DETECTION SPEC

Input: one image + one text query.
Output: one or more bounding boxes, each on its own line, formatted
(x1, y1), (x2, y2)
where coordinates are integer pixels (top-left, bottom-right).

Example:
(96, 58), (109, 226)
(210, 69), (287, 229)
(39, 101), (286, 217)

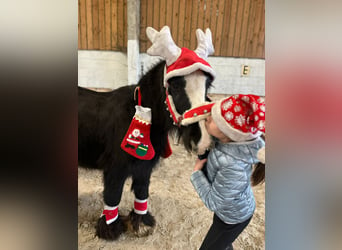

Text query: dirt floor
(78, 138), (265, 250)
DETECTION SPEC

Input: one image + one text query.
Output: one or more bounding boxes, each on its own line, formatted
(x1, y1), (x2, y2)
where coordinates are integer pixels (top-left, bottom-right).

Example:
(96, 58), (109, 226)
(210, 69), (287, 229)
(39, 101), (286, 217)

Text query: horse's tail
(251, 162), (265, 186)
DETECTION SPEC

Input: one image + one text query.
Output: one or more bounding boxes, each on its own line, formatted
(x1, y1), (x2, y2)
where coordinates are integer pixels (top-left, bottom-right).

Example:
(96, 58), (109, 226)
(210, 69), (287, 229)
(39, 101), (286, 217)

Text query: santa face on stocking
(124, 128), (150, 157)
(125, 129), (144, 148)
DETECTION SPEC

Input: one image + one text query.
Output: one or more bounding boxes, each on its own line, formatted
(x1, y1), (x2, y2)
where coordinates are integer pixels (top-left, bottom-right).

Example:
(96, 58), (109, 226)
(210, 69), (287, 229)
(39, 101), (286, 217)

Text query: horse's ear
(195, 28), (214, 59)
(146, 26), (181, 66)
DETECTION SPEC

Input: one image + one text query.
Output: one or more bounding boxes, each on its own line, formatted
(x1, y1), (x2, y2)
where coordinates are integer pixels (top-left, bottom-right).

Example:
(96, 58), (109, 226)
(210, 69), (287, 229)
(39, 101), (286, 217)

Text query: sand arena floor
(78, 139), (265, 250)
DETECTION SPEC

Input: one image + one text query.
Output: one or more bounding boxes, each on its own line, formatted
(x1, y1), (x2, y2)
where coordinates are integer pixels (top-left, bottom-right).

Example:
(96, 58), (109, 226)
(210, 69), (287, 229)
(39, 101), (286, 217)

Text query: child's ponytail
(252, 137), (265, 186)
(251, 162), (265, 186)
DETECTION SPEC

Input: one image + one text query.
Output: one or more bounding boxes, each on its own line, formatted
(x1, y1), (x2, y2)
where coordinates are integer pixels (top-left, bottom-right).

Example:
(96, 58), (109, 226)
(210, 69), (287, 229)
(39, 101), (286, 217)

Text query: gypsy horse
(78, 26), (216, 240)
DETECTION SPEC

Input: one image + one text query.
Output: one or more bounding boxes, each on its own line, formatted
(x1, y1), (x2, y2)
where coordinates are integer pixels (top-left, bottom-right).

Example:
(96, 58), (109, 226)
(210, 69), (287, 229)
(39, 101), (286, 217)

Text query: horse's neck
(137, 61), (174, 131)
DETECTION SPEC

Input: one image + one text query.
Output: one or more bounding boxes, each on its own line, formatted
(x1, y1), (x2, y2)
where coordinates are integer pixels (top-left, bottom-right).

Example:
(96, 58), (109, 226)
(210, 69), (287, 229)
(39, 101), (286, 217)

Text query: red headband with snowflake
(211, 94), (265, 142)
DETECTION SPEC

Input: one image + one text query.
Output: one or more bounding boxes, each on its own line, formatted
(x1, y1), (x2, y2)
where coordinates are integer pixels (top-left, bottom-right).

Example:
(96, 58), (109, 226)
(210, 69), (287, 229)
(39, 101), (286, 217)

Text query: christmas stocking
(121, 105), (155, 160)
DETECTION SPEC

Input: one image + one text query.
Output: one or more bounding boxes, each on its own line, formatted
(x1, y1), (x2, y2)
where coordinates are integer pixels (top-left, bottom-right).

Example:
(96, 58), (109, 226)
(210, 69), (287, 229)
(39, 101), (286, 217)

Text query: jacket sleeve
(190, 162), (247, 213)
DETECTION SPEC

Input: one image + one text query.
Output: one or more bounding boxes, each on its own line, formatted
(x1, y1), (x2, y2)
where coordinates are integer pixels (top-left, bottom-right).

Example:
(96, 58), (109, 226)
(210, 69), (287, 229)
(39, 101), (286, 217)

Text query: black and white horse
(78, 26), (215, 240)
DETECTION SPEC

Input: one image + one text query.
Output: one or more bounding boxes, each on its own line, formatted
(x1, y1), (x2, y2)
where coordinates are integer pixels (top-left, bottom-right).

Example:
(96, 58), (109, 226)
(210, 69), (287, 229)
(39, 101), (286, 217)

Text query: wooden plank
(213, 0), (225, 56)
(204, 0), (212, 31)
(146, 0), (154, 27)
(189, 0), (199, 50)
(220, 0), (230, 56)
(145, 0), (154, 51)
(177, 0), (186, 47)
(111, 0), (118, 50)
(117, 0), (124, 50)
(78, 18), (81, 49)
(197, 0), (206, 30)
(98, 0), (105, 49)
(104, 0), (111, 50)
(226, 0), (238, 56)
(183, 0), (192, 49)
(232, 0), (244, 57)
(172, 0), (179, 44)
(153, 0), (160, 30)
(140, 0), (148, 52)
(92, 0), (100, 49)
(209, 0), (218, 51)
(123, 0), (127, 51)
(159, 0), (167, 27)
(239, 0), (251, 57)
(250, 0), (262, 57)
(78, 0), (84, 49)
(256, 0), (265, 58)
(86, 0), (94, 49)
(245, 0), (256, 57)
(165, 0), (173, 27)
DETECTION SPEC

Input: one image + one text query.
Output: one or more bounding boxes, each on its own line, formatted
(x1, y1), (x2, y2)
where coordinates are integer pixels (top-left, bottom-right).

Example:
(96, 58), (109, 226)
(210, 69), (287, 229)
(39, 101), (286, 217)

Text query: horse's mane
(138, 60), (166, 86)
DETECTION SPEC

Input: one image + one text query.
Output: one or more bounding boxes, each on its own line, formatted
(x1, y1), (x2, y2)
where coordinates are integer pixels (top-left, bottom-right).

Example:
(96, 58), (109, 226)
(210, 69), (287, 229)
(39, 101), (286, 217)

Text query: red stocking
(121, 105), (155, 160)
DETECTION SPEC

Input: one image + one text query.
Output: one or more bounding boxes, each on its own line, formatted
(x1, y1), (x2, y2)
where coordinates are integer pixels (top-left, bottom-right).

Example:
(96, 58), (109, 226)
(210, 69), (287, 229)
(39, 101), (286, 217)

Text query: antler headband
(146, 26), (215, 64)
(146, 26), (216, 126)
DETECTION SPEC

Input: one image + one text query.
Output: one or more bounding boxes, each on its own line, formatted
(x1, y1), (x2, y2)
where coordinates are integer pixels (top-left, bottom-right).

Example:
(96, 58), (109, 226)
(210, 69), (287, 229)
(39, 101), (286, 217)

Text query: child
(190, 94), (265, 250)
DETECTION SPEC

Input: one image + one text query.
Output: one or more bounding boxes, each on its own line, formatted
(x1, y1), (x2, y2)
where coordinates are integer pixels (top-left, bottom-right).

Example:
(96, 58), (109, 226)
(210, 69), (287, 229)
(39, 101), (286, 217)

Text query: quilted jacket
(190, 137), (264, 224)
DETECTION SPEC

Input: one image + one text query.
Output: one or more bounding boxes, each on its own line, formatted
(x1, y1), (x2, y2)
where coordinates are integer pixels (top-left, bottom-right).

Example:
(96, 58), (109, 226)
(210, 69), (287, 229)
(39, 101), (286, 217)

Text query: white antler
(194, 28), (215, 59)
(146, 26), (181, 66)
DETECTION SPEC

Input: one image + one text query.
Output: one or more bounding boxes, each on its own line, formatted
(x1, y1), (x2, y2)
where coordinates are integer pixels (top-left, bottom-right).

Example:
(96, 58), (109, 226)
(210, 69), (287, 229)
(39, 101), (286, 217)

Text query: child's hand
(194, 158), (207, 171)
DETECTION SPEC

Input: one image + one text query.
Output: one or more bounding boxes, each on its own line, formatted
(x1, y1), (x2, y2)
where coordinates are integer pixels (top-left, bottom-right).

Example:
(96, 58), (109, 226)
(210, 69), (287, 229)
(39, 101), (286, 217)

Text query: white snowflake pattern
(260, 104), (265, 112)
(235, 114), (246, 127)
(258, 97), (264, 103)
(251, 102), (258, 111)
(241, 96), (250, 103)
(224, 111), (234, 121)
(222, 99), (233, 111)
(258, 120), (265, 130)
(254, 115), (259, 121)
(259, 112), (265, 117)
(234, 105), (242, 112)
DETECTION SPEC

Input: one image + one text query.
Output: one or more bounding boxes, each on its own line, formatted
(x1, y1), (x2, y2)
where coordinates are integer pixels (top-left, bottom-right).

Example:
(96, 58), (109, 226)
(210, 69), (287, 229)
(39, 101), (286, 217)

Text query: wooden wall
(78, 0), (127, 51)
(78, 0), (265, 59)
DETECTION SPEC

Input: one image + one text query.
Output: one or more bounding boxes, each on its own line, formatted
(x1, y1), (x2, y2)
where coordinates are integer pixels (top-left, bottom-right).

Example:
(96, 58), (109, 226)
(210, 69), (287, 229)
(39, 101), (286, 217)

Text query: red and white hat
(211, 94), (265, 142)
(164, 47), (216, 85)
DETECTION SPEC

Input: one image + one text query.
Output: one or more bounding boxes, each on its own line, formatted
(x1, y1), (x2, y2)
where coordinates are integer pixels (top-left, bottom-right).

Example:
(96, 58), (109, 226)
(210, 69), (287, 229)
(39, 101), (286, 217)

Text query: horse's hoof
(96, 215), (127, 240)
(124, 210), (156, 237)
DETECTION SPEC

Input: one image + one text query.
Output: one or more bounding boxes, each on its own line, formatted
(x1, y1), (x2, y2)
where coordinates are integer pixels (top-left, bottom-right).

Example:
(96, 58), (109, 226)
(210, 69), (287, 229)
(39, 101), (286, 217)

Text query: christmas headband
(146, 26), (216, 87)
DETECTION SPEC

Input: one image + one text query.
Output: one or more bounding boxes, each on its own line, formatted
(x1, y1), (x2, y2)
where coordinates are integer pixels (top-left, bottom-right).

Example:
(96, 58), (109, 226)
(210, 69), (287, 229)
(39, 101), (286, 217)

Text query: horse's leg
(96, 168), (128, 240)
(127, 164), (156, 237)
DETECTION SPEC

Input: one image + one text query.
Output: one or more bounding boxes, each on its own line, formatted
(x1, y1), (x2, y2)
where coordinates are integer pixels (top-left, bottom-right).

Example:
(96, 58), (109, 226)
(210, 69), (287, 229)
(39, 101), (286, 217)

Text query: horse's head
(146, 26), (216, 154)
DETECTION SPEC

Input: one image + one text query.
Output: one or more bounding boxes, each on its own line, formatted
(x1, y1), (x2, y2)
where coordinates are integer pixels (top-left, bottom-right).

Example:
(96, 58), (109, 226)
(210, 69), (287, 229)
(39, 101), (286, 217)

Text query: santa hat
(211, 94), (265, 142)
(146, 26), (216, 87)
(164, 47), (216, 85)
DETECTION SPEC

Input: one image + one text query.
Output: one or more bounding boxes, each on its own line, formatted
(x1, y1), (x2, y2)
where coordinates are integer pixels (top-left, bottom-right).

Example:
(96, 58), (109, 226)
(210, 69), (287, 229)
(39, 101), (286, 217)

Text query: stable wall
(78, 50), (265, 96)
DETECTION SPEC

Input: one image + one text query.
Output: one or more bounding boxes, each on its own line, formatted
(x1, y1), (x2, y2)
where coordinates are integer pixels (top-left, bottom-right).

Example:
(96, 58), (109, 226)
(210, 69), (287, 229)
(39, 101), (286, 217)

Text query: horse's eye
(168, 76), (186, 89)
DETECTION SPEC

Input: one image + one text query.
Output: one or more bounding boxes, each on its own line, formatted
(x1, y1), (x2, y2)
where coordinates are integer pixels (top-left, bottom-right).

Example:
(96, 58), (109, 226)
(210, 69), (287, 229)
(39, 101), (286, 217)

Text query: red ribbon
(134, 199), (148, 214)
(102, 206), (118, 224)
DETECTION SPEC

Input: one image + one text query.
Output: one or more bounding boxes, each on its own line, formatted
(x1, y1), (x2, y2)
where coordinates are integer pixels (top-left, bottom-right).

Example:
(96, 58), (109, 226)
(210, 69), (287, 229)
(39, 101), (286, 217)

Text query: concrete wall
(78, 50), (265, 96)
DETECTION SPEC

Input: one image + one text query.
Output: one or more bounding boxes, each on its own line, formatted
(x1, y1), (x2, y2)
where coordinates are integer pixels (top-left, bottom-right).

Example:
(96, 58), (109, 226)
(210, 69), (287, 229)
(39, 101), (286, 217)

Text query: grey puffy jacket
(190, 137), (264, 224)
